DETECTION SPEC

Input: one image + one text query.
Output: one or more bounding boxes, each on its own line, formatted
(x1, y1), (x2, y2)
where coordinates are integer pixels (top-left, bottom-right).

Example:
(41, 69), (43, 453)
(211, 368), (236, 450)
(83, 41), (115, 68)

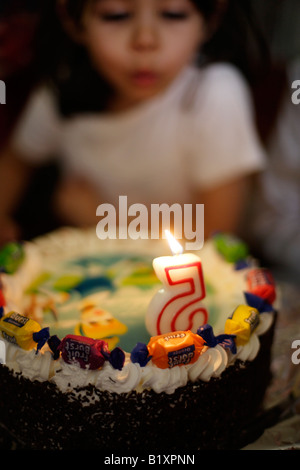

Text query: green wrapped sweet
(0, 242), (25, 274)
(213, 233), (249, 263)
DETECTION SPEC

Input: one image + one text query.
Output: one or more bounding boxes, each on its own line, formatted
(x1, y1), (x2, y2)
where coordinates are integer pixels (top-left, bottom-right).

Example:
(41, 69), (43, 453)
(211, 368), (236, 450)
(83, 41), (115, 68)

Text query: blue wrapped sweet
(131, 342), (152, 367)
(197, 324), (237, 354)
(244, 292), (274, 313)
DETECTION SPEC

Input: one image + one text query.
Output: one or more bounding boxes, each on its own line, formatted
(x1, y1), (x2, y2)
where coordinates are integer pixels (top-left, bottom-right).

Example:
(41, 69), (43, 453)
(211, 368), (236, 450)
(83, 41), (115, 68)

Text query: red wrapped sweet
(246, 268), (276, 304)
(0, 288), (5, 317)
(56, 334), (125, 370)
(58, 335), (109, 370)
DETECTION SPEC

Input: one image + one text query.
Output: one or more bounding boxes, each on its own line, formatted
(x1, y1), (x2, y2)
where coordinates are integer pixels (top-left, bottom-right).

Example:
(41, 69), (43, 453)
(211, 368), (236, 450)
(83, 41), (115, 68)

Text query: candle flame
(165, 230), (184, 255)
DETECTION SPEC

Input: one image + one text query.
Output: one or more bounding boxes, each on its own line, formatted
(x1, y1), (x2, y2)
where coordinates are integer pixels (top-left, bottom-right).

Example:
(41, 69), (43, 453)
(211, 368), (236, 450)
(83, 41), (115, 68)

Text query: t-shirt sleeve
(11, 86), (61, 163)
(187, 64), (266, 190)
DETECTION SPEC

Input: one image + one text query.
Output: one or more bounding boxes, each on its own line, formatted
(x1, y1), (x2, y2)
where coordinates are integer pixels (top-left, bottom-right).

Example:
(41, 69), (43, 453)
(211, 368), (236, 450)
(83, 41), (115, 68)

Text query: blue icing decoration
(72, 277), (115, 295)
(67, 254), (150, 269)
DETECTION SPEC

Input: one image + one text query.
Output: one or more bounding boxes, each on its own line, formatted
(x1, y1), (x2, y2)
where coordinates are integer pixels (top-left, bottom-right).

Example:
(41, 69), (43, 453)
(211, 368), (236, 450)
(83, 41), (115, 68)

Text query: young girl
(0, 0), (267, 243)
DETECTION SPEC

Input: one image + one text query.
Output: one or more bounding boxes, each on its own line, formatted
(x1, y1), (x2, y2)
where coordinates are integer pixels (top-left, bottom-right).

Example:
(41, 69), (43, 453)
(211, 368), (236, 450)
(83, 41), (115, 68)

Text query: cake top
(0, 229), (277, 395)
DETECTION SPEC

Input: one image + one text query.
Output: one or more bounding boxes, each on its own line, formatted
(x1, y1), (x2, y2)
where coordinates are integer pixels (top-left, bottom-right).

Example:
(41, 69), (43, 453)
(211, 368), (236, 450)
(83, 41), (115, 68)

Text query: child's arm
(199, 175), (251, 239)
(0, 146), (33, 243)
(52, 177), (101, 228)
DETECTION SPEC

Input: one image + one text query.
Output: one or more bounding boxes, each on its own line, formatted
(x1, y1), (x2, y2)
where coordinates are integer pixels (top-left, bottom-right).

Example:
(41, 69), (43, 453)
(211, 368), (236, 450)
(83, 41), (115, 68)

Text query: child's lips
(131, 70), (159, 87)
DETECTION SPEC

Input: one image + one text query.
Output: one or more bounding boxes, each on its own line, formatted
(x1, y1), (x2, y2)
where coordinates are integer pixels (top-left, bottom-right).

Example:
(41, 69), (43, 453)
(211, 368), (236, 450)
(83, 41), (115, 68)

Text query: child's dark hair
(196, 0), (270, 86)
(35, 0), (270, 117)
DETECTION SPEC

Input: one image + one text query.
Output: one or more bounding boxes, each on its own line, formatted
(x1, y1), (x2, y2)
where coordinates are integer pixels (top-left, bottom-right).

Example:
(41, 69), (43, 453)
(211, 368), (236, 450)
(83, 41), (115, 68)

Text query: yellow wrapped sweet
(147, 330), (205, 369)
(0, 311), (49, 351)
(224, 305), (260, 346)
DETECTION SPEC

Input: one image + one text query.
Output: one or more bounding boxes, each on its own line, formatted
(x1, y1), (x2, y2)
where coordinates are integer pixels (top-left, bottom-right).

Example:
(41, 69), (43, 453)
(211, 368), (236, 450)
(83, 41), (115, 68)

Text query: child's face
(79, 0), (206, 110)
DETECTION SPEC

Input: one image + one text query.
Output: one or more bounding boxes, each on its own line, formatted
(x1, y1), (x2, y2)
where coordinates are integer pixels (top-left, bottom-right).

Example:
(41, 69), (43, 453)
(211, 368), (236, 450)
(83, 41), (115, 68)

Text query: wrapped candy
(213, 233), (249, 263)
(244, 292), (274, 313)
(132, 330), (205, 369)
(197, 324), (237, 354)
(246, 268), (276, 305)
(131, 342), (151, 367)
(224, 305), (260, 346)
(0, 242), (25, 274)
(0, 287), (6, 318)
(0, 311), (49, 352)
(47, 335), (61, 360)
(50, 334), (125, 370)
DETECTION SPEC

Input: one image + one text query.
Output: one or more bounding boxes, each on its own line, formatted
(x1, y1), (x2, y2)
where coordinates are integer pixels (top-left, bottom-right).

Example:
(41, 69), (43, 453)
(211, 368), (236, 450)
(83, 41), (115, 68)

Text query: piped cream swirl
(187, 345), (228, 382)
(139, 361), (188, 394)
(5, 342), (55, 382)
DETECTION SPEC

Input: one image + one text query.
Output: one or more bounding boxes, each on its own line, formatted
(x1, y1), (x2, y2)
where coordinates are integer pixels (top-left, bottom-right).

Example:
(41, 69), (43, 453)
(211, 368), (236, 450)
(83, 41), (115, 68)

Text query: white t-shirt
(12, 63), (265, 207)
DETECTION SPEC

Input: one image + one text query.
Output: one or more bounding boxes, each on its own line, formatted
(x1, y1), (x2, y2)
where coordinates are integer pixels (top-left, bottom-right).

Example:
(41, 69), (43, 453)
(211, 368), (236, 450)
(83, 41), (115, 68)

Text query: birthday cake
(0, 228), (277, 451)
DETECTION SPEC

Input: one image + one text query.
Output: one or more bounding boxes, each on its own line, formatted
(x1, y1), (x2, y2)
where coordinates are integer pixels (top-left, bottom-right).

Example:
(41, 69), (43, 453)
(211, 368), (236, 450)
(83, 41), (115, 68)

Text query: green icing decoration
(25, 272), (52, 294)
(121, 266), (159, 290)
(204, 280), (215, 296)
(0, 242), (25, 274)
(213, 233), (249, 263)
(53, 274), (83, 291)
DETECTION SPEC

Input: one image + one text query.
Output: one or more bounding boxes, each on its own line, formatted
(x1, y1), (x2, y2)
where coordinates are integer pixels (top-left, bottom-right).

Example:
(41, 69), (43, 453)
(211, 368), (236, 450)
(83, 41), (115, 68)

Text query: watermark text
(96, 196), (204, 251)
(291, 339), (300, 365)
(0, 80), (5, 104)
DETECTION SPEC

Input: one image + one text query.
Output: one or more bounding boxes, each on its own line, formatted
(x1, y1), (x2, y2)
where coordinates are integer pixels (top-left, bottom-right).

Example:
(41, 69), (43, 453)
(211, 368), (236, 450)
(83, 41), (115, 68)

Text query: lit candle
(146, 231), (208, 337)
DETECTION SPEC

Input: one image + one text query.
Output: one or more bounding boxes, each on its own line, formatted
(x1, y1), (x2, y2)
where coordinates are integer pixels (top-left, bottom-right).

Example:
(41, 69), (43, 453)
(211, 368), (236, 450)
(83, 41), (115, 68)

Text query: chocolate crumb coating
(0, 316), (275, 451)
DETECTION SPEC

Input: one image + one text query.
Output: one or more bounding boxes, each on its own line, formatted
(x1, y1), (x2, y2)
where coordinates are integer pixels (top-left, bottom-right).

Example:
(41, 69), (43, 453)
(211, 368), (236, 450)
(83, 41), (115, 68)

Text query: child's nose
(131, 17), (159, 51)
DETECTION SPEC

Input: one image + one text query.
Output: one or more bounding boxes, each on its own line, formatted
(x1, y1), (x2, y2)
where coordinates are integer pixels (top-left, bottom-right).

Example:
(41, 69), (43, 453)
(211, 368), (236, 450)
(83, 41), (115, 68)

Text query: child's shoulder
(187, 62), (252, 113)
(195, 62), (250, 97)
(19, 81), (60, 121)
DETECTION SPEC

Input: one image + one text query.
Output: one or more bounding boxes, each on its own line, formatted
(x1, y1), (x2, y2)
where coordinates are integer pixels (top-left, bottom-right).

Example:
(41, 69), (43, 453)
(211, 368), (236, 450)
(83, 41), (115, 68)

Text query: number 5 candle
(146, 231), (208, 337)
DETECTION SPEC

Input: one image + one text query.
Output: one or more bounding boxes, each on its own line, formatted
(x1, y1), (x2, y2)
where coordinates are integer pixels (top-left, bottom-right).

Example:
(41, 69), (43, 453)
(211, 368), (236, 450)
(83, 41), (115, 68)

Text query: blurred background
(253, 0), (300, 63)
(0, 0), (60, 238)
(0, 0), (300, 280)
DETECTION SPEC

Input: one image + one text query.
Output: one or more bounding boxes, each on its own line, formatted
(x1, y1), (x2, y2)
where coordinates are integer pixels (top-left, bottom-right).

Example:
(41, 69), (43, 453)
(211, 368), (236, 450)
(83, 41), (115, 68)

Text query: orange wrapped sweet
(147, 330), (205, 369)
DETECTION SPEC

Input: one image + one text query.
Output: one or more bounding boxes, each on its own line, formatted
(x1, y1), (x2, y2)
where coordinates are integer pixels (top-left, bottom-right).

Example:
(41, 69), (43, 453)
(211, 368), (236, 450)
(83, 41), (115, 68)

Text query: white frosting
(5, 342), (55, 382)
(139, 361), (189, 394)
(1, 243), (42, 314)
(255, 312), (274, 336)
(51, 362), (97, 394)
(49, 355), (142, 397)
(235, 334), (260, 363)
(16, 349), (54, 382)
(94, 359), (142, 394)
(187, 345), (228, 382)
